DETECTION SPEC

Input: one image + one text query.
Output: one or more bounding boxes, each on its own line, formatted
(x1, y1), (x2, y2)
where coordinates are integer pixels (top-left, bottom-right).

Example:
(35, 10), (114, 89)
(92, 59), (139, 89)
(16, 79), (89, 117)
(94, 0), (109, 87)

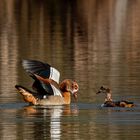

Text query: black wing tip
(22, 59), (51, 68)
(22, 59), (49, 64)
(15, 85), (26, 90)
(22, 59), (36, 66)
(15, 84), (21, 89)
(15, 84), (34, 93)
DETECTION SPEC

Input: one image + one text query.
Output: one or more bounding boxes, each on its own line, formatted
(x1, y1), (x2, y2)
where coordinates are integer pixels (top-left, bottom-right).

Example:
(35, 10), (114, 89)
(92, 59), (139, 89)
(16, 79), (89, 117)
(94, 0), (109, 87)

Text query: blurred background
(0, 0), (140, 140)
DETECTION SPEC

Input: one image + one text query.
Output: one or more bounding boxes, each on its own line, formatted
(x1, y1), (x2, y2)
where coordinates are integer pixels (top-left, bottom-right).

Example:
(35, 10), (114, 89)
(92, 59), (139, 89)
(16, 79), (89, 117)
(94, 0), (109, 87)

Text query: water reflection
(0, 0), (140, 100)
(0, 0), (18, 103)
(0, 0), (140, 140)
(24, 105), (78, 140)
(0, 104), (79, 140)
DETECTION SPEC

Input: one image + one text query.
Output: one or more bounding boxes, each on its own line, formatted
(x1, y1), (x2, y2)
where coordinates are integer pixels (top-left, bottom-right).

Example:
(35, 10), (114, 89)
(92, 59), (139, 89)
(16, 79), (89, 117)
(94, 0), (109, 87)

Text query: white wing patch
(51, 84), (62, 97)
(50, 67), (60, 84)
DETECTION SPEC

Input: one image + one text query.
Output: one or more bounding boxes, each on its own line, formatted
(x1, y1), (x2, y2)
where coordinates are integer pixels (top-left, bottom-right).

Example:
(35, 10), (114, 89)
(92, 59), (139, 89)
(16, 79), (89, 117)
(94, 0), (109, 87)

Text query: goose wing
(34, 74), (62, 97)
(22, 59), (62, 97)
(22, 59), (60, 84)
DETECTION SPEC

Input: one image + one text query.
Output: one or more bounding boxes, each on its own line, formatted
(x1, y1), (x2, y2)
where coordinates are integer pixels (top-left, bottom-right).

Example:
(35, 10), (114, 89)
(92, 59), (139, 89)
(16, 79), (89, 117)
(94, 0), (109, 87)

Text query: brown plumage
(96, 86), (135, 107)
(15, 60), (79, 105)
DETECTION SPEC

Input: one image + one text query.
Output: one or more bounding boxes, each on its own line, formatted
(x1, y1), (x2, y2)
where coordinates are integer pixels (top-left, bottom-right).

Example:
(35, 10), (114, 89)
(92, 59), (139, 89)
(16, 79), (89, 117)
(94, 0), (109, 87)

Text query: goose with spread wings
(15, 60), (79, 105)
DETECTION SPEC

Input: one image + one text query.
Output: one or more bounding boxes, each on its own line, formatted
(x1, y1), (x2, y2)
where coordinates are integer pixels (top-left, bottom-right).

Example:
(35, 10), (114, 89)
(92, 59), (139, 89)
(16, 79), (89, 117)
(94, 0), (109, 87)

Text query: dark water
(0, 0), (140, 139)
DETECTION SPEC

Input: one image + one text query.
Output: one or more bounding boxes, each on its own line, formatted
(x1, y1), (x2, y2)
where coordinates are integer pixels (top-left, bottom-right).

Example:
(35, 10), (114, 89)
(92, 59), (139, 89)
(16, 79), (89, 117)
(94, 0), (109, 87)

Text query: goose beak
(73, 92), (78, 101)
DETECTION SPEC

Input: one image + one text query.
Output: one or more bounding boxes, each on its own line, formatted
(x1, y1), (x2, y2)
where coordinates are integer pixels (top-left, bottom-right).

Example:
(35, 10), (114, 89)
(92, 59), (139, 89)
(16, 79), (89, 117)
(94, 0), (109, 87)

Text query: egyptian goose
(15, 60), (79, 105)
(96, 86), (134, 107)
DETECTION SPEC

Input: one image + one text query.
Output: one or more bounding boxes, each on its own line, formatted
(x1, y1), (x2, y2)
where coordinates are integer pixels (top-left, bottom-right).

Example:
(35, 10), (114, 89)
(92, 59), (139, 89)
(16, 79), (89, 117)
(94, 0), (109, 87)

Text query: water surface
(0, 0), (140, 140)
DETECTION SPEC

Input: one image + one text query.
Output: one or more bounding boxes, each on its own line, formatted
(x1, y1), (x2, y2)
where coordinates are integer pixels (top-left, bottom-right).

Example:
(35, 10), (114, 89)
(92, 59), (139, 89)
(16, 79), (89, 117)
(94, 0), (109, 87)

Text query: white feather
(50, 67), (60, 84)
(51, 84), (62, 97)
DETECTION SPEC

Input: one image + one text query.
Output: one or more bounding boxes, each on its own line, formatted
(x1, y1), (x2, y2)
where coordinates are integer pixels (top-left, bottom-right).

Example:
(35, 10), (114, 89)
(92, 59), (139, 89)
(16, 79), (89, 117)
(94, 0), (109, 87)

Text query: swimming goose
(15, 60), (79, 105)
(96, 86), (134, 107)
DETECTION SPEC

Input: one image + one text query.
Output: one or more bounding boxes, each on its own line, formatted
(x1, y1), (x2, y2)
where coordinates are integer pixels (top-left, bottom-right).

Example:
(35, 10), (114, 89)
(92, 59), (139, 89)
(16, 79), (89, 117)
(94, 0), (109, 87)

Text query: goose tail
(15, 85), (37, 105)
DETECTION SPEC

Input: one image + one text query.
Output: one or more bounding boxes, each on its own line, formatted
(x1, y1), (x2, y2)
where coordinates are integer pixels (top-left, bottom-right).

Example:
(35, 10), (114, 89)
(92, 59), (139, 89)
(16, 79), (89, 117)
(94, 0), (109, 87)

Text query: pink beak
(73, 92), (78, 101)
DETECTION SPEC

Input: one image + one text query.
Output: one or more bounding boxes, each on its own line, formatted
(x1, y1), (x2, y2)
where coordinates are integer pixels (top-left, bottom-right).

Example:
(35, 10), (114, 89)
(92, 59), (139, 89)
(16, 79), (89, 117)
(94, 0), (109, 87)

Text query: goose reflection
(23, 104), (78, 140)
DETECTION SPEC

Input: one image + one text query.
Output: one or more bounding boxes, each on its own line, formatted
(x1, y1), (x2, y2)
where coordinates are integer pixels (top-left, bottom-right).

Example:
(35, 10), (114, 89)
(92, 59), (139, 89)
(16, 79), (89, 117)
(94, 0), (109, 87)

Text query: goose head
(59, 79), (79, 100)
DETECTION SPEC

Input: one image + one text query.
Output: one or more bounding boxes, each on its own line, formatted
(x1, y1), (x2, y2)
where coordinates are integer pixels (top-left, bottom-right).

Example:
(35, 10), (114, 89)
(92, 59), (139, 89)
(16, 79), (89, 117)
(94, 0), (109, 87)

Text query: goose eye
(75, 85), (78, 90)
